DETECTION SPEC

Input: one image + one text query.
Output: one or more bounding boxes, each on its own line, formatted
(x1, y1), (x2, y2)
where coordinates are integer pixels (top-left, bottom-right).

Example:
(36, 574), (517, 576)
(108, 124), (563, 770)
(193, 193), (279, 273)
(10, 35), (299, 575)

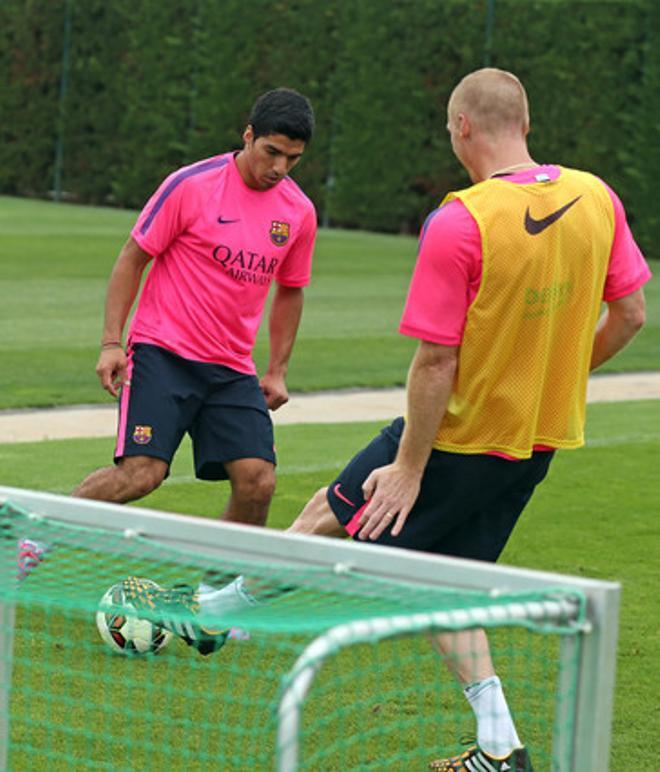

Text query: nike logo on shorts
(524, 195), (581, 235)
(333, 483), (356, 508)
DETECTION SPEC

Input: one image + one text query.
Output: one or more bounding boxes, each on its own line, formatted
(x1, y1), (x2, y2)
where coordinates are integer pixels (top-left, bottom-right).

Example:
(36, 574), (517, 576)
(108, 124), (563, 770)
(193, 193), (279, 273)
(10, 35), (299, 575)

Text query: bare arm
(96, 237), (153, 397)
(260, 284), (305, 410)
(357, 340), (459, 540)
(590, 288), (646, 371)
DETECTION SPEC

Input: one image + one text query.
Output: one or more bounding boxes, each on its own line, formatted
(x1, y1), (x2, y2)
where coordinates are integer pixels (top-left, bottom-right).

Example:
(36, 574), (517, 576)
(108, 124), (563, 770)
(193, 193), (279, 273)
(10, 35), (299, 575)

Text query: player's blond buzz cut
(448, 68), (530, 137)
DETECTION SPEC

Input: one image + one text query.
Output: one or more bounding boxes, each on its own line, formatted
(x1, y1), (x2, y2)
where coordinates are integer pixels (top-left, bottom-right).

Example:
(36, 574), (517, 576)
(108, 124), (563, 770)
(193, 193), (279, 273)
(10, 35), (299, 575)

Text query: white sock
(463, 675), (521, 758)
(196, 576), (258, 623)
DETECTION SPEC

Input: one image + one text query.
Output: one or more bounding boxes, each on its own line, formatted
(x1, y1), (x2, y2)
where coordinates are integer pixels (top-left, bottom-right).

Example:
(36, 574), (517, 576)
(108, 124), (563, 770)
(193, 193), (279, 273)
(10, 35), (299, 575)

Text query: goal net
(0, 487), (619, 770)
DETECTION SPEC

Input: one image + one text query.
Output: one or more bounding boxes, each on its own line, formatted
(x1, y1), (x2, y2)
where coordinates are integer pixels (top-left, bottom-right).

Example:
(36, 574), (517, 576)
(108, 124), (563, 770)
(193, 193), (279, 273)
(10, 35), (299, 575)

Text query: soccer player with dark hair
(71, 87), (316, 519)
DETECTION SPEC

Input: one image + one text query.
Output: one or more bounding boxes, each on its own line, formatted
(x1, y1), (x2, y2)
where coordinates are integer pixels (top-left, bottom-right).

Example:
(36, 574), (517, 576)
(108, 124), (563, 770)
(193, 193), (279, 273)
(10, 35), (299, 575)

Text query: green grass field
(0, 195), (658, 409)
(1, 194), (658, 767)
(1, 400), (659, 767)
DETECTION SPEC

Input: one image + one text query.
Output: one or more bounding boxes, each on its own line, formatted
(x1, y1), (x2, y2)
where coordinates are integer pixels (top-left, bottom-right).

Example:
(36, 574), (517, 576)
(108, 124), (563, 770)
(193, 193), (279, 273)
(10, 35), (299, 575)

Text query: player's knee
(297, 487), (329, 525)
(131, 469), (165, 499)
(292, 486), (345, 537)
(233, 466), (276, 507)
(310, 487), (329, 511)
(134, 473), (164, 498)
(119, 458), (166, 499)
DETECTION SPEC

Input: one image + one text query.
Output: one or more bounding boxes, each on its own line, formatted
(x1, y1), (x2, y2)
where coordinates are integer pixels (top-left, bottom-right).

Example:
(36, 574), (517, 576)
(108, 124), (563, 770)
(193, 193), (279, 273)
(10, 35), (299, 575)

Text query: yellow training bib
(434, 167), (614, 458)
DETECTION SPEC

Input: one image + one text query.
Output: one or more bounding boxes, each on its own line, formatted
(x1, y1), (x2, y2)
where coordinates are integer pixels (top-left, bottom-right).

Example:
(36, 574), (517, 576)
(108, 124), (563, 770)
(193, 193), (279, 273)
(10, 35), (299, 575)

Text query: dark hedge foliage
(1, 0), (658, 257)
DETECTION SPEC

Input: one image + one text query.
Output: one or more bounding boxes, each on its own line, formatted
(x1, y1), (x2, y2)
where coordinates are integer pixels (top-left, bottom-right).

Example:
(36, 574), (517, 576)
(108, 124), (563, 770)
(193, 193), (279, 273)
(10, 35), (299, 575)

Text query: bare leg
(19, 456), (166, 584)
(221, 458), (276, 526)
(430, 628), (495, 685)
(293, 494), (496, 681)
(287, 487), (346, 538)
(72, 456), (168, 503)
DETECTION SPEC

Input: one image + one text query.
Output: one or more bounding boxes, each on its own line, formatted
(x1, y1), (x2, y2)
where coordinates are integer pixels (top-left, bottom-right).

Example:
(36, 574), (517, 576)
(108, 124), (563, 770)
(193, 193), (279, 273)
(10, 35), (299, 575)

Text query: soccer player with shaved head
(285, 67), (650, 770)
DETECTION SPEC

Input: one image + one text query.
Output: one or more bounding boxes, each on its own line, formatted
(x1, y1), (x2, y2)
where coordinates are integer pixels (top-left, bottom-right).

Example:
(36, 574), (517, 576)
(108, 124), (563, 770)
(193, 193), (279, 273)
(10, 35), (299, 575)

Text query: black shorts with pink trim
(326, 417), (553, 562)
(115, 343), (275, 480)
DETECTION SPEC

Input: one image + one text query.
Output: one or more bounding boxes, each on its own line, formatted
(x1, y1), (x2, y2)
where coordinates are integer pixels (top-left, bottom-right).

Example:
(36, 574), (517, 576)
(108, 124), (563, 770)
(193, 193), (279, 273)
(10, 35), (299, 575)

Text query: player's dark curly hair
(248, 88), (315, 143)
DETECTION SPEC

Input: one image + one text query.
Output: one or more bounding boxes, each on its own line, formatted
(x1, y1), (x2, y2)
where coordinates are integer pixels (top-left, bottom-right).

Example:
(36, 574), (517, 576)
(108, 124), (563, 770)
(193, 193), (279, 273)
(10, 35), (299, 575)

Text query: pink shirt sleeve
(131, 168), (195, 257)
(276, 204), (317, 287)
(601, 183), (652, 301)
(399, 199), (482, 345)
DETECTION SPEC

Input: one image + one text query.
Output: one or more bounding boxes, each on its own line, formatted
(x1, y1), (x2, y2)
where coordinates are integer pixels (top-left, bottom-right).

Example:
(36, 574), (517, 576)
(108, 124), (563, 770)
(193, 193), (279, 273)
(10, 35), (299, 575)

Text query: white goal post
(0, 486), (620, 771)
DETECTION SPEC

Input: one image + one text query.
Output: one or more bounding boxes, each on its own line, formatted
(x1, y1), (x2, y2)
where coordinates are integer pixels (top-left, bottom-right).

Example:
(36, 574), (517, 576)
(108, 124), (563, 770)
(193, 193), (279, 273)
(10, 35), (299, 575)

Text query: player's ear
(243, 125), (254, 147)
(458, 113), (471, 139)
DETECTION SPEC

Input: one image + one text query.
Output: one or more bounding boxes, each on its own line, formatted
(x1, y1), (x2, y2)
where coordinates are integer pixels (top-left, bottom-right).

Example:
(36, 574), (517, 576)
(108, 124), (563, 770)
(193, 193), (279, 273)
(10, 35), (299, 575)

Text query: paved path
(0, 372), (659, 444)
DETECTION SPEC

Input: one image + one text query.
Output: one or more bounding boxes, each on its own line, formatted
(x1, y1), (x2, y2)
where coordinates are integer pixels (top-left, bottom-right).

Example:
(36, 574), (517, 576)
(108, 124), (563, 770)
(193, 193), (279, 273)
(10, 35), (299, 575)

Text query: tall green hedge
(0, 1), (65, 197)
(1, 0), (658, 258)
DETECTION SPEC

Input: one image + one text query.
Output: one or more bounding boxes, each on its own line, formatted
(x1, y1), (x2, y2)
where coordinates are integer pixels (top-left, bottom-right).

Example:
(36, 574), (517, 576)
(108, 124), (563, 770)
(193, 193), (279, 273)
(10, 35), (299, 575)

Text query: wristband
(101, 341), (123, 350)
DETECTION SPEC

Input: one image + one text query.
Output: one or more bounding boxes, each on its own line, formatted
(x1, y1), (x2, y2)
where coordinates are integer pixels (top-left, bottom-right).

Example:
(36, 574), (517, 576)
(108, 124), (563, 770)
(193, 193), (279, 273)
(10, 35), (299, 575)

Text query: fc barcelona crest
(133, 425), (152, 445)
(270, 220), (290, 246)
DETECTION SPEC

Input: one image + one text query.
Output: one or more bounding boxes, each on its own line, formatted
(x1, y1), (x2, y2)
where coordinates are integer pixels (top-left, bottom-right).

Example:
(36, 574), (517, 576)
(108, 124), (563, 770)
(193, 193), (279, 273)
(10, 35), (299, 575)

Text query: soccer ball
(95, 579), (173, 656)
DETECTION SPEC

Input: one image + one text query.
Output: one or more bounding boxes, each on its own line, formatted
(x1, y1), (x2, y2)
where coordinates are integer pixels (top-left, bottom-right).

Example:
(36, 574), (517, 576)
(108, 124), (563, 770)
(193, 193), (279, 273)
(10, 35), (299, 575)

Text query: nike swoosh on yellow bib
(524, 195), (582, 235)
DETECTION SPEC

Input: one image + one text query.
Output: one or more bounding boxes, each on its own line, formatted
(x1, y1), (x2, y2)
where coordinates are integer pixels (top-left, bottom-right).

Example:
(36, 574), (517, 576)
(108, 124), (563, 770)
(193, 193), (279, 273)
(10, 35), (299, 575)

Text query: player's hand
(260, 372), (289, 411)
(96, 348), (128, 398)
(357, 463), (422, 541)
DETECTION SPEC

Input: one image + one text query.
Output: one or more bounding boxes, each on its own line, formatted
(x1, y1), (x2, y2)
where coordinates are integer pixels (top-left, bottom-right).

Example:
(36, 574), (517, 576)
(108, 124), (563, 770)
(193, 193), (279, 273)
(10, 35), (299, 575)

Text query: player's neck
(234, 150), (259, 189)
(467, 138), (536, 182)
(482, 145), (537, 180)
(488, 160), (539, 179)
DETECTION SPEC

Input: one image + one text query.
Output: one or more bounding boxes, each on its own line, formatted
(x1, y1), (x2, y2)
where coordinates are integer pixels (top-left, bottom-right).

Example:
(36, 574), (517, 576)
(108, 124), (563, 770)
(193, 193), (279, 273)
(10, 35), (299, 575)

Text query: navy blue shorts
(327, 417), (554, 562)
(115, 343), (275, 480)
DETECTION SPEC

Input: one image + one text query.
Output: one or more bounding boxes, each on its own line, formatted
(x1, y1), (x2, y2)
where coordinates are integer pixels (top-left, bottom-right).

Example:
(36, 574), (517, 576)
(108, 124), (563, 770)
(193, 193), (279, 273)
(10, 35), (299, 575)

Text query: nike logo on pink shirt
(217, 216), (240, 224)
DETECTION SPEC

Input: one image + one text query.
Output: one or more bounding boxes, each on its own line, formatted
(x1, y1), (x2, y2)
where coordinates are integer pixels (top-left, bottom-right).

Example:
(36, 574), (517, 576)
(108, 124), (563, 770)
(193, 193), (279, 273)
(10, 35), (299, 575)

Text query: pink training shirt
(400, 165), (652, 347)
(129, 152), (317, 373)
